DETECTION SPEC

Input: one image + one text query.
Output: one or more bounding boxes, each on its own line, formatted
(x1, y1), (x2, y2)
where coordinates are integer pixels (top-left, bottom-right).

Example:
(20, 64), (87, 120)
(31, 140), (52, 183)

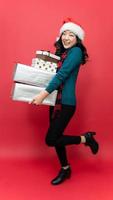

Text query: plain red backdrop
(0, 0), (113, 162)
(0, 1), (113, 200)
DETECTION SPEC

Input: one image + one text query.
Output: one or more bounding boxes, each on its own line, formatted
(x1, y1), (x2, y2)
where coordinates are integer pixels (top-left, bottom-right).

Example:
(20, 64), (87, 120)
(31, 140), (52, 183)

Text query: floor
(0, 155), (113, 200)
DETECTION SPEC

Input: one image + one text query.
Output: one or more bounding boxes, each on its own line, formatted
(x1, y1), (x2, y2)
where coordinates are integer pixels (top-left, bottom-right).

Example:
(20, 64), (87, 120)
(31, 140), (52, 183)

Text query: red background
(0, 0), (113, 199)
(0, 0), (112, 161)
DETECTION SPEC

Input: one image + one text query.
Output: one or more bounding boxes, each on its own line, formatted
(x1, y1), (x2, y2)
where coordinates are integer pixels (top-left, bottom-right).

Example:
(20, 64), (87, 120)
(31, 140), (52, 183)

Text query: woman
(30, 19), (99, 185)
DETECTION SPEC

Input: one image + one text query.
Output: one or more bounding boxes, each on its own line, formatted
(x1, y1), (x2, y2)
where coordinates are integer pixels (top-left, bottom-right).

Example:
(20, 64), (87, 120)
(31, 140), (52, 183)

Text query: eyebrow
(63, 31), (74, 35)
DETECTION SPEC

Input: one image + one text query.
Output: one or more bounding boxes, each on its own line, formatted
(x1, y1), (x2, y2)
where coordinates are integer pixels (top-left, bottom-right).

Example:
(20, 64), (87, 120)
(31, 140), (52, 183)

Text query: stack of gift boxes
(12, 51), (60, 106)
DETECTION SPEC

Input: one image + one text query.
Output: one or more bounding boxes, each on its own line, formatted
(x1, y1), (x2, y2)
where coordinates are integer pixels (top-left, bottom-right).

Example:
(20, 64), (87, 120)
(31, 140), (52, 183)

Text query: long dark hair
(54, 36), (88, 65)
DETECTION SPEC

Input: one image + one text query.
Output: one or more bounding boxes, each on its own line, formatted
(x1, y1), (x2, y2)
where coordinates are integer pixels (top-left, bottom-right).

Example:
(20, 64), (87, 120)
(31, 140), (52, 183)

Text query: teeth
(64, 43), (70, 45)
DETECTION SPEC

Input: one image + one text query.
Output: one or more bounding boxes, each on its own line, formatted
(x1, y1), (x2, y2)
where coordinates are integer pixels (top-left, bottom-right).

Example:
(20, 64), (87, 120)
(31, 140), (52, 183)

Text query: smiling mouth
(63, 42), (70, 45)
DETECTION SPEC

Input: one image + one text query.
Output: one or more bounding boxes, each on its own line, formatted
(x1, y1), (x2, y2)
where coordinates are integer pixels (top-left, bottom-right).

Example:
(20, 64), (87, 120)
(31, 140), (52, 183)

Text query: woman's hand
(30, 94), (44, 105)
(29, 90), (49, 105)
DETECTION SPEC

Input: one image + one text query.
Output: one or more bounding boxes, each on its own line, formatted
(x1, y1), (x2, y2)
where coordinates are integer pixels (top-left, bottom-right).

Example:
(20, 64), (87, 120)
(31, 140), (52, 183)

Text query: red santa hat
(59, 18), (85, 41)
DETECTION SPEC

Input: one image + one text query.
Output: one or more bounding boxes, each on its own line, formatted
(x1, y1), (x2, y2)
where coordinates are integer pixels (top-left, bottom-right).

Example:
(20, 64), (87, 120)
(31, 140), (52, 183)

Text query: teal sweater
(46, 47), (82, 105)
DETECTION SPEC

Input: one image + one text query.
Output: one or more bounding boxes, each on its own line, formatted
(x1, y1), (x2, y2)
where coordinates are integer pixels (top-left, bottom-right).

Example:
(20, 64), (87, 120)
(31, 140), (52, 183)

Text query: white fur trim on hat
(59, 22), (85, 41)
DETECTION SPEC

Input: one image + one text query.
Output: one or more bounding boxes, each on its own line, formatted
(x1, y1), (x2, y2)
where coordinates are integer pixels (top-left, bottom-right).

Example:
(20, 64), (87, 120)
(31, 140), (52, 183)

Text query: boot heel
(84, 131), (99, 154)
(67, 172), (71, 179)
(89, 132), (96, 136)
(67, 175), (71, 179)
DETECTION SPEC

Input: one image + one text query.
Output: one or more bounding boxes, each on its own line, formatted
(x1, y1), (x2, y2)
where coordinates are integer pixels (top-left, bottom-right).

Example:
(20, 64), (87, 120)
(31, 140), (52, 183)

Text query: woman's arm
(46, 47), (82, 93)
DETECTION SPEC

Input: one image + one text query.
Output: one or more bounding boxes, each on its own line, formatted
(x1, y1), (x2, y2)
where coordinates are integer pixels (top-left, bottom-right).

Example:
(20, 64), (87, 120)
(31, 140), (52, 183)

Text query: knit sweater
(46, 47), (82, 105)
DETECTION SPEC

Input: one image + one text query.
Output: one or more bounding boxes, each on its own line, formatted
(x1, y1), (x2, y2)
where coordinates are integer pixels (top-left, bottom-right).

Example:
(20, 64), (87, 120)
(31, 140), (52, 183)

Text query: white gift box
(36, 50), (60, 63)
(13, 63), (56, 87)
(31, 58), (58, 73)
(12, 83), (58, 106)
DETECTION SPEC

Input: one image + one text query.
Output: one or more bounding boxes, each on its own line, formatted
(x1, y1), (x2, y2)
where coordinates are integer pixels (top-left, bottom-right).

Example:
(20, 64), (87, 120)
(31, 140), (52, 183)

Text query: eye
(62, 32), (66, 36)
(69, 34), (75, 37)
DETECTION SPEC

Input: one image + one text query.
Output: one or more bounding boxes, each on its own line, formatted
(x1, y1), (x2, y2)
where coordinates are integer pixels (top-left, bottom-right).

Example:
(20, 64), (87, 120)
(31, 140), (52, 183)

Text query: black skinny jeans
(45, 104), (81, 167)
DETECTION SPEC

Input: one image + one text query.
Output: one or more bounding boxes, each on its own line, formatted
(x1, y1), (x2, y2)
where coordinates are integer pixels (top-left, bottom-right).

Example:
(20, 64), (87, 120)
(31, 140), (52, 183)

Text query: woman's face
(61, 30), (77, 49)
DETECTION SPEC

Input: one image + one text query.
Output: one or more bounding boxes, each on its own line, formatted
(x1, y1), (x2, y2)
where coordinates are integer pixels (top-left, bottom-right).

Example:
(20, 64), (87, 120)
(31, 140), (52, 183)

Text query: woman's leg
(55, 145), (69, 167)
(46, 104), (78, 168)
(46, 104), (81, 147)
(48, 105), (72, 167)
(46, 104), (99, 185)
(47, 104), (76, 185)
(47, 104), (98, 152)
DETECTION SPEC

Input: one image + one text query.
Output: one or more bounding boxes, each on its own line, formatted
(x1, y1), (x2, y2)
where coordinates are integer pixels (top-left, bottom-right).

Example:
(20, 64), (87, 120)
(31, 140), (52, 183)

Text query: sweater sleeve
(45, 47), (82, 93)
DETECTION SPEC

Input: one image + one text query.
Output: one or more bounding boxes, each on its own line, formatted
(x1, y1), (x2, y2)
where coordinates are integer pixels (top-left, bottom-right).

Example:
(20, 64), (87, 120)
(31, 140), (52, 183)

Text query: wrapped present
(13, 63), (56, 87)
(12, 83), (58, 106)
(31, 58), (58, 73)
(36, 50), (60, 63)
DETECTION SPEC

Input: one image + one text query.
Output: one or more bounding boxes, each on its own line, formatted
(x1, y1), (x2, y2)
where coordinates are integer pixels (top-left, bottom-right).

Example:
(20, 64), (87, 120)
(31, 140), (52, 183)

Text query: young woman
(30, 19), (99, 185)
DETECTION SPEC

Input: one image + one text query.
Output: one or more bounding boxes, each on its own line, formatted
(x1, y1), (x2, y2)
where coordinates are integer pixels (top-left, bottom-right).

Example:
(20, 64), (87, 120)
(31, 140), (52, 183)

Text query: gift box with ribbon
(36, 50), (60, 63)
(31, 58), (57, 73)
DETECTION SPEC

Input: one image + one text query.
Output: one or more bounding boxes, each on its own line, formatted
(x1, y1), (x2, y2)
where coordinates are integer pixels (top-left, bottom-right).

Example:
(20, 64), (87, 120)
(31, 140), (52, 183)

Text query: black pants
(45, 104), (81, 167)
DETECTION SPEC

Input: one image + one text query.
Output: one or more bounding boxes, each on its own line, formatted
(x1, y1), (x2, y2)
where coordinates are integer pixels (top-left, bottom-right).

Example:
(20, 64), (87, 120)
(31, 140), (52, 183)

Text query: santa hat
(59, 18), (85, 41)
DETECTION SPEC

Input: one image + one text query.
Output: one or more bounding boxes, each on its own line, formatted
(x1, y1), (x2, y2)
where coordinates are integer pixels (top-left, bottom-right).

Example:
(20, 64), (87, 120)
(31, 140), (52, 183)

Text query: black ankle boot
(51, 167), (71, 185)
(84, 132), (99, 154)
